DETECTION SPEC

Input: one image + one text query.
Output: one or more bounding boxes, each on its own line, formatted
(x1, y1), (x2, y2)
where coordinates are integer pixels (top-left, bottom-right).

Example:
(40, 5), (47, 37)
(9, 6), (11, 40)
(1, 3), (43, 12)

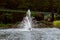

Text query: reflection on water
(0, 28), (60, 40)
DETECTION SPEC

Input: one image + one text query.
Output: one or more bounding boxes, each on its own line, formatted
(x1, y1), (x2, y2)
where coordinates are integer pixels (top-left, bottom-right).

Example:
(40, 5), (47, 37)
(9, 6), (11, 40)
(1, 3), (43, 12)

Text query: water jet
(17, 9), (32, 31)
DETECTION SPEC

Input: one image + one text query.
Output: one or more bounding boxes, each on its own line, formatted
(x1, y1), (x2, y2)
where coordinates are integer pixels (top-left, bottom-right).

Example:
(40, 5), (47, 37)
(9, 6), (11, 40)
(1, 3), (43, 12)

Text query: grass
(0, 23), (16, 29)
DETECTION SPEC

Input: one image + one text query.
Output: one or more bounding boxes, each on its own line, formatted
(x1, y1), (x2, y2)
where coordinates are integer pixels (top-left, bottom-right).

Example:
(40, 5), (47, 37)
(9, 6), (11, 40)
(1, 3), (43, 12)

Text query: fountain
(17, 9), (32, 31)
(22, 9), (32, 30)
(0, 9), (60, 40)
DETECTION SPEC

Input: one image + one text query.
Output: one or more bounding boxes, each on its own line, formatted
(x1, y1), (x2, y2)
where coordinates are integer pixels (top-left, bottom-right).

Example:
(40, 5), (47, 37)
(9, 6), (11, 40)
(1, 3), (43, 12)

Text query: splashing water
(23, 9), (32, 30)
(17, 9), (32, 31)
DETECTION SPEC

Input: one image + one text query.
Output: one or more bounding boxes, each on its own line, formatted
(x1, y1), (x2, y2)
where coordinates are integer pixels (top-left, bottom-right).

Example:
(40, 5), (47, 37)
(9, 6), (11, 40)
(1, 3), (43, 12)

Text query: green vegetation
(0, 10), (37, 28)
(0, 0), (59, 12)
(53, 20), (60, 28)
(0, 10), (59, 28)
(0, 23), (16, 29)
(0, 0), (60, 28)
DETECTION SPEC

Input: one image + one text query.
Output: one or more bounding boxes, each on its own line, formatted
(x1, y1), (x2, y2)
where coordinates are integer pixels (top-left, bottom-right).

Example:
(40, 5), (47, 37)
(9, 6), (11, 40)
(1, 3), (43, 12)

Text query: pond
(0, 28), (60, 40)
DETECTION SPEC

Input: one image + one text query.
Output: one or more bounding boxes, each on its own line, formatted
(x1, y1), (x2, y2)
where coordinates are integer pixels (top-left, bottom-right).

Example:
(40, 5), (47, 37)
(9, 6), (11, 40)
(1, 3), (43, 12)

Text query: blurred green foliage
(0, 11), (26, 24)
(0, 0), (60, 12)
(53, 20), (60, 28)
(0, 0), (60, 28)
(0, 10), (37, 24)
